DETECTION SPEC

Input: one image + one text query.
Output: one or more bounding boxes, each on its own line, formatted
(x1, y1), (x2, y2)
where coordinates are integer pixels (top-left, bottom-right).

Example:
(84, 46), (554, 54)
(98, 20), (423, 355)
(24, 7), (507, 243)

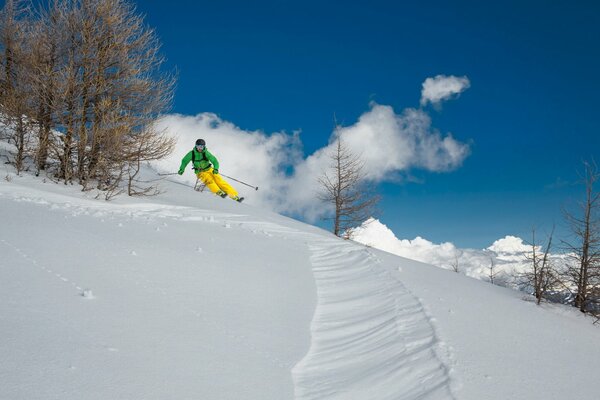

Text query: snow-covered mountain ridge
(1, 170), (599, 400)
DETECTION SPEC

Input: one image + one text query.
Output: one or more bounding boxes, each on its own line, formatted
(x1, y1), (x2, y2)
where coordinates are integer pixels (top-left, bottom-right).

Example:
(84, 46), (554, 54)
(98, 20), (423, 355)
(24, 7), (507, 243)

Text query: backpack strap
(191, 149), (207, 172)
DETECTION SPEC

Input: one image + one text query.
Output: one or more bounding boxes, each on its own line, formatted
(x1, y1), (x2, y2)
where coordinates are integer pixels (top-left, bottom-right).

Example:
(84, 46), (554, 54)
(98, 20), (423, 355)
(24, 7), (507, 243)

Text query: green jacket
(179, 148), (219, 173)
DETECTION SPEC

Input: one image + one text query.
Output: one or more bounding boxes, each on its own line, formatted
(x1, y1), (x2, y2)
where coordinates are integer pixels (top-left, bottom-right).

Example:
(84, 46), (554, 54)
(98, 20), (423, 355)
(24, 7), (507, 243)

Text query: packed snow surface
(1, 171), (599, 400)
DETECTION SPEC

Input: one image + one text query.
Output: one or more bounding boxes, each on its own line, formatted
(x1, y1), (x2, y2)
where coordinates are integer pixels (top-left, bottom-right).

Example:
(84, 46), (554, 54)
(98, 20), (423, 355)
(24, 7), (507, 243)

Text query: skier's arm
(179, 151), (193, 173)
(205, 150), (220, 171)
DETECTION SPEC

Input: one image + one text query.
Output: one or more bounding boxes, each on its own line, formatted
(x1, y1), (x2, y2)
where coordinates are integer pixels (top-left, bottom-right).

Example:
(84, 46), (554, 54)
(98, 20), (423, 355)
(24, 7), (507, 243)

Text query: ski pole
(157, 172), (179, 176)
(194, 177), (207, 192)
(220, 173), (258, 191)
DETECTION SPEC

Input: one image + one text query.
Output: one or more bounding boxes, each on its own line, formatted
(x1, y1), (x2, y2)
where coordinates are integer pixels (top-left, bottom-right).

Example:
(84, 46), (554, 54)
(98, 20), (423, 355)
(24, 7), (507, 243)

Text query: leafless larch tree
(516, 227), (560, 305)
(562, 161), (600, 315)
(318, 135), (380, 237)
(0, 0), (34, 174)
(0, 0), (176, 198)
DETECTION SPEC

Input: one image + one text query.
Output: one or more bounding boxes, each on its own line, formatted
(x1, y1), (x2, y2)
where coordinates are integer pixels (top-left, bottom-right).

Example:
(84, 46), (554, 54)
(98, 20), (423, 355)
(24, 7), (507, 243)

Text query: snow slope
(1, 169), (599, 400)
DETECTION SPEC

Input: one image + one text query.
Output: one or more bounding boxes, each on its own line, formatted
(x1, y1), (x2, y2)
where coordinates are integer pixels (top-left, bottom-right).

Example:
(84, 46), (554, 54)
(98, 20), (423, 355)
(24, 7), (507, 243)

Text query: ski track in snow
(2, 188), (455, 399)
(291, 240), (455, 400)
(1, 238), (86, 296)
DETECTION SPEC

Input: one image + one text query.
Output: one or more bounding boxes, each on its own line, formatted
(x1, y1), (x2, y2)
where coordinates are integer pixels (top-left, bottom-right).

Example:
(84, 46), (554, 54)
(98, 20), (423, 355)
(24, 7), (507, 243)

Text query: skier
(178, 139), (243, 202)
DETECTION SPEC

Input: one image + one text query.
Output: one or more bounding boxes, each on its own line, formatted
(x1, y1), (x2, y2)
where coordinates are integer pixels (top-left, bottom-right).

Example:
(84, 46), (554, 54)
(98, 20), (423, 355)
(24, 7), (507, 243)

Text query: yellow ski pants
(197, 168), (238, 198)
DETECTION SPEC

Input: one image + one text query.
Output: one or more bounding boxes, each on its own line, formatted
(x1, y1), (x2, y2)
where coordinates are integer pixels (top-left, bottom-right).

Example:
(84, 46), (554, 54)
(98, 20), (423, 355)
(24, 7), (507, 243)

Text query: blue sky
(136, 0), (600, 248)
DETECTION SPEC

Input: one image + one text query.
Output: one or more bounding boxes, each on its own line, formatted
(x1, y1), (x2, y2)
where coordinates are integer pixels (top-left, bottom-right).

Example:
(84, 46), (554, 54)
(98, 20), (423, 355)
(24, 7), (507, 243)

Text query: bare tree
(3, 0), (175, 191)
(80, 0), (175, 190)
(124, 127), (175, 196)
(29, 16), (57, 174)
(516, 227), (560, 305)
(450, 251), (460, 273)
(0, 0), (34, 174)
(318, 135), (380, 237)
(44, 0), (86, 183)
(488, 256), (498, 285)
(562, 161), (600, 314)
(1, 0), (175, 197)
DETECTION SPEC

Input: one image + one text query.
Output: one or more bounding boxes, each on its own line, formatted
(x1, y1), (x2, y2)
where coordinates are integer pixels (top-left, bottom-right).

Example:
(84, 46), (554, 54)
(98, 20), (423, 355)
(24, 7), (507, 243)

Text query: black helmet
(195, 138), (206, 146)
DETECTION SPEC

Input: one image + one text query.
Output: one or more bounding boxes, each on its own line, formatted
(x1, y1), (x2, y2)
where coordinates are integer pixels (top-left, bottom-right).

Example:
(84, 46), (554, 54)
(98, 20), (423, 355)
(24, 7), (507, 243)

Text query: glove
(212, 168), (219, 175)
(178, 169), (184, 175)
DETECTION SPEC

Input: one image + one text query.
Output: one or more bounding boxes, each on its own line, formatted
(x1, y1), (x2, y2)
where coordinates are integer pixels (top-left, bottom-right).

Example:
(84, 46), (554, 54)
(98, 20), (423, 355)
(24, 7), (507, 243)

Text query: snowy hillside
(1, 167), (599, 399)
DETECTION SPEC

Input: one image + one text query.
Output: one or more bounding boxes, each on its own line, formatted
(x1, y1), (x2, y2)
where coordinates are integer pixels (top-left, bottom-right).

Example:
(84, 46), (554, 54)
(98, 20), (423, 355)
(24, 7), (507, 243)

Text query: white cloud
(153, 113), (302, 210)
(420, 75), (471, 106)
(351, 218), (466, 268)
(279, 103), (471, 220)
(335, 104), (470, 176)
(488, 236), (532, 254)
(351, 218), (527, 285)
(350, 218), (576, 291)
(153, 103), (470, 221)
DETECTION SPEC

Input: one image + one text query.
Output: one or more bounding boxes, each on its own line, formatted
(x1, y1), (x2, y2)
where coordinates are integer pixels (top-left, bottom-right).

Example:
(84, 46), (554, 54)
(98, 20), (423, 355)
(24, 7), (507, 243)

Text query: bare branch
(318, 135), (380, 237)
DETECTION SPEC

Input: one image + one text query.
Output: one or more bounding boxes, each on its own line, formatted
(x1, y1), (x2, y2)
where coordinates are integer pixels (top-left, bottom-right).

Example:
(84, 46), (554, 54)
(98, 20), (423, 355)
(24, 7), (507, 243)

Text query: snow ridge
(293, 240), (454, 400)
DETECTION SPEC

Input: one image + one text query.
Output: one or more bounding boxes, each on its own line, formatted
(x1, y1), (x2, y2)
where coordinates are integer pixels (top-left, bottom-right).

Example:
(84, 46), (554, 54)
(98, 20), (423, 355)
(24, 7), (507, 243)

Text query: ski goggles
(195, 144), (205, 151)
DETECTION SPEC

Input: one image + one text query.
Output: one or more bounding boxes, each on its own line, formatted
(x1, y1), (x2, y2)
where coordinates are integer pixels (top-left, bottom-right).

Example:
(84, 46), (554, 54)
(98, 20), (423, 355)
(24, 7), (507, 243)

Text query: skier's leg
(213, 173), (239, 198)
(197, 171), (222, 194)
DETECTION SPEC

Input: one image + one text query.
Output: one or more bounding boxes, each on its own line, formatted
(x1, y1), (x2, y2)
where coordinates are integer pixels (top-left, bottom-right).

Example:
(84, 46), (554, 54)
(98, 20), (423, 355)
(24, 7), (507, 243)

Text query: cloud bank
(284, 103), (471, 219)
(351, 218), (532, 286)
(420, 75), (471, 106)
(154, 76), (471, 221)
(153, 113), (302, 210)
